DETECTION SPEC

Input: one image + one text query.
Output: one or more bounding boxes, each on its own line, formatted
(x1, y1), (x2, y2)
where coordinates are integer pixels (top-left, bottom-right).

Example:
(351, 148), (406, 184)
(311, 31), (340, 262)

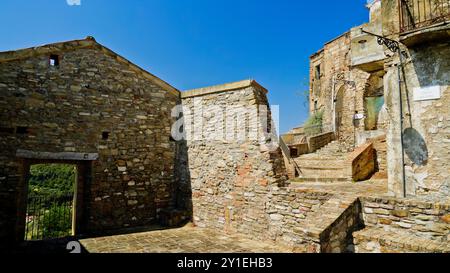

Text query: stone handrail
(279, 136), (303, 174)
(345, 142), (375, 182)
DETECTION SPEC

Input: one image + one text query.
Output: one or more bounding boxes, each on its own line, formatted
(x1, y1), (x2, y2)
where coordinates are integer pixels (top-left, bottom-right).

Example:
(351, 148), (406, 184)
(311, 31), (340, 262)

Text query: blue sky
(0, 0), (369, 133)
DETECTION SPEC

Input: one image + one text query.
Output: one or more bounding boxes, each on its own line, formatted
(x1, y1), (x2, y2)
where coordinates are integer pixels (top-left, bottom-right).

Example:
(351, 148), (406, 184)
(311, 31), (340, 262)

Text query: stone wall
(309, 33), (352, 133)
(0, 38), (180, 245)
(321, 199), (364, 253)
(309, 31), (388, 149)
(264, 188), (333, 251)
(384, 42), (450, 199)
(361, 196), (450, 242)
(308, 132), (335, 153)
(179, 80), (288, 234)
(354, 227), (450, 253)
(346, 142), (376, 182)
(178, 81), (372, 252)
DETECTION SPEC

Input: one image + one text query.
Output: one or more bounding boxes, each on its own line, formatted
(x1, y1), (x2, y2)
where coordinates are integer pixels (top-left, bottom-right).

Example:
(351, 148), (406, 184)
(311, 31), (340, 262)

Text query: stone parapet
(360, 196), (450, 242)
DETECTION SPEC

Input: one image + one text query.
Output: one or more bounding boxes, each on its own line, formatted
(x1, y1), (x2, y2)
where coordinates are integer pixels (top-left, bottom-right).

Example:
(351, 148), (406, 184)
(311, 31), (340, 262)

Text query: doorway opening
(24, 164), (76, 241)
(364, 72), (385, 131)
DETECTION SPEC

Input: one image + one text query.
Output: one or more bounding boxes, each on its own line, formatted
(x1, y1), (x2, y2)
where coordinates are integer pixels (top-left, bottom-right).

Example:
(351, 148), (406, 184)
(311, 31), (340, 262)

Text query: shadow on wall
(403, 128), (428, 166)
(172, 139), (193, 224)
(397, 42), (450, 195)
(399, 43), (450, 167)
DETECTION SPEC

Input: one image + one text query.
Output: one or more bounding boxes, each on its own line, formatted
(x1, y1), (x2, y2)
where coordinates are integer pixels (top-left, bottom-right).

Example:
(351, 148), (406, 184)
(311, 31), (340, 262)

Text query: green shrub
(41, 204), (73, 238)
(29, 164), (76, 197)
(25, 164), (75, 240)
(303, 110), (324, 136)
(26, 204), (73, 240)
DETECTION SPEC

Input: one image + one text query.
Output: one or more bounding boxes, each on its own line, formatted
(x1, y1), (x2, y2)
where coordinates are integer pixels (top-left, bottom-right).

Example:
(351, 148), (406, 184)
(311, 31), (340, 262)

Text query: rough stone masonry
(0, 37), (181, 245)
(0, 37), (288, 248)
(0, 15), (449, 252)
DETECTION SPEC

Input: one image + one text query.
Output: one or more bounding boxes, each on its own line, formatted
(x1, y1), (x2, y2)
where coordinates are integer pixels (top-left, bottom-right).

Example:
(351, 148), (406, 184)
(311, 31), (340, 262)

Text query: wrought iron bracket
(361, 29), (400, 53)
(335, 72), (356, 89)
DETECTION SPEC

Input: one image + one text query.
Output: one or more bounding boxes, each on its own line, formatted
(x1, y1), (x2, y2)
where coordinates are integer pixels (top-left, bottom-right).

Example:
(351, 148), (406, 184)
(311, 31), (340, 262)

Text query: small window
(315, 64), (321, 80)
(102, 132), (110, 140)
(49, 55), (60, 67)
(16, 126), (29, 135)
(314, 100), (318, 111)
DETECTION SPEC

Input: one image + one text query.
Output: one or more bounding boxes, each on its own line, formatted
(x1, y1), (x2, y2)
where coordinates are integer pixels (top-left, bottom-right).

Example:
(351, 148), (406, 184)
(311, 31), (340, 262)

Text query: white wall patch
(413, 86), (441, 101)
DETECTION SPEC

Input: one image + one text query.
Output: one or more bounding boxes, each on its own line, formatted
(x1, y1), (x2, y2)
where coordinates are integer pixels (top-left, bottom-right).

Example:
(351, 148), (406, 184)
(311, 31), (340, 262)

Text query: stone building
(379, 0), (449, 199)
(309, 0), (388, 150)
(0, 0), (448, 253)
(0, 37), (183, 245)
(179, 80), (287, 235)
(304, 0), (449, 199)
(0, 38), (286, 248)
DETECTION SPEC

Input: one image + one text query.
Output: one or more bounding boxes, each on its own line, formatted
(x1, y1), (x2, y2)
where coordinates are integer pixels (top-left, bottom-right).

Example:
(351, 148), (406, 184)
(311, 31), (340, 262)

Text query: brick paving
(80, 225), (293, 253)
(80, 179), (388, 254)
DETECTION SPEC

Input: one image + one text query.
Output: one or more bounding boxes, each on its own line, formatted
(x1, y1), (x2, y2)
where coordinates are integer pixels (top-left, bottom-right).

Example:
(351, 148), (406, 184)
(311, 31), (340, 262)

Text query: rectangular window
(16, 126), (29, 135)
(102, 132), (110, 140)
(49, 55), (60, 67)
(315, 64), (321, 80)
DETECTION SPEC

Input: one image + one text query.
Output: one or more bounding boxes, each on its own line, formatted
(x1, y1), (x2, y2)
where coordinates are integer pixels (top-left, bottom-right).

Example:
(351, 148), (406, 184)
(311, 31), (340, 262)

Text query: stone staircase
(293, 141), (353, 182)
(292, 195), (450, 253)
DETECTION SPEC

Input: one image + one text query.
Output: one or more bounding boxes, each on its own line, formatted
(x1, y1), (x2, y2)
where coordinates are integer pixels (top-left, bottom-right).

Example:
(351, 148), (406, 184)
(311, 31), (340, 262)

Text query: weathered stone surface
(391, 210), (409, 218)
(360, 196), (450, 244)
(441, 214), (450, 224)
(0, 39), (180, 244)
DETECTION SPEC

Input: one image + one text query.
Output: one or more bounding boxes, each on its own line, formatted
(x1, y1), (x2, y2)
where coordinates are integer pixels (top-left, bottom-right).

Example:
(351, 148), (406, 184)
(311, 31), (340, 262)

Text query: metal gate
(24, 193), (74, 241)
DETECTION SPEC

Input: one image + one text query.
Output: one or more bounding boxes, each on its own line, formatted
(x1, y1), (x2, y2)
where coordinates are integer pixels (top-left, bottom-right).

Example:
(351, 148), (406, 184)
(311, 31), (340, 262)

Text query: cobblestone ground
(80, 226), (293, 253)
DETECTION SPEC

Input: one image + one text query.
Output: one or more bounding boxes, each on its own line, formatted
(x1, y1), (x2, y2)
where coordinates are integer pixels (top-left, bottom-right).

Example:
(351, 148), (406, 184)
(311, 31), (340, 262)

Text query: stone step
(294, 159), (346, 170)
(354, 227), (450, 253)
(292, 140), (358, 182)
(298, 169), (347, 179)
(291, 177), (351, 183)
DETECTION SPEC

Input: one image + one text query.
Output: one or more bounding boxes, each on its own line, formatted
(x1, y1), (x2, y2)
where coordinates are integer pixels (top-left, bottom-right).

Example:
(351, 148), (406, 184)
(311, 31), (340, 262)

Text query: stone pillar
(384, 57), (406, 197)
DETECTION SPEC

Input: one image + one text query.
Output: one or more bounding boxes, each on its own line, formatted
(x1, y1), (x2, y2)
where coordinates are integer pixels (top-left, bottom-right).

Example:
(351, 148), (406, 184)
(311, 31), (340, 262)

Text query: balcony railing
(399, 0), (450, 33)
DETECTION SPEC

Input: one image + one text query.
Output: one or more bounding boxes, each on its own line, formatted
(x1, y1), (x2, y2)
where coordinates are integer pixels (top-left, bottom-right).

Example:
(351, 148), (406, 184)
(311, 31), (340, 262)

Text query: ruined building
(285, 0), (449, 200)
(0, 0), (449, 253)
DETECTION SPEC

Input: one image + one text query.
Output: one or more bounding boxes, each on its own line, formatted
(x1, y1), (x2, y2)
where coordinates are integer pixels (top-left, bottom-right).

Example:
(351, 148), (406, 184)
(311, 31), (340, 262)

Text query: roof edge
(181, 79), (268, 99)
(0, 36), (180, 96)
(309, 31), (351, 59)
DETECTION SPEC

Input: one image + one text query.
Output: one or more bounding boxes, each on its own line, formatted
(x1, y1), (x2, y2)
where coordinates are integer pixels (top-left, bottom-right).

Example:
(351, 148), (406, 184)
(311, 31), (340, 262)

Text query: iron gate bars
(399, 0), (450, 33)
(24, 193), (73, 241)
